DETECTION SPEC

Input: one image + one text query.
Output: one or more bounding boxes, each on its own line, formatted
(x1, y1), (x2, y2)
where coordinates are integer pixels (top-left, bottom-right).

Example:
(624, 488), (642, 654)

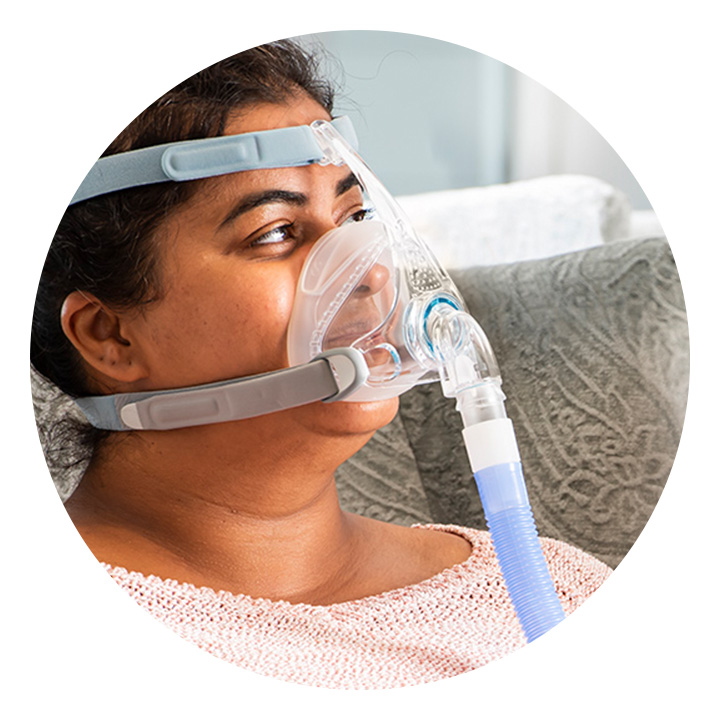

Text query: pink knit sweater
(104, 524), (611, 689)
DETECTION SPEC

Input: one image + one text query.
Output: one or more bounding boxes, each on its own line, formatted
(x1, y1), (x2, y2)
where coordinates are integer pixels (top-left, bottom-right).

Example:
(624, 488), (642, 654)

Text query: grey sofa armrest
(338, 236), (688, 568)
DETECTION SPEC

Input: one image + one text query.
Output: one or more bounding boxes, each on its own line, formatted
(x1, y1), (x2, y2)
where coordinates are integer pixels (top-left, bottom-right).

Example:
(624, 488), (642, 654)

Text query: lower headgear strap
(74, 348), (368, 431)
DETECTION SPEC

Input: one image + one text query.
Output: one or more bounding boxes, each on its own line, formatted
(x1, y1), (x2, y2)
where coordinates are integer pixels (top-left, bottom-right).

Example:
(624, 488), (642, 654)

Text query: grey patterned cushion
(336, 236), (688, 568)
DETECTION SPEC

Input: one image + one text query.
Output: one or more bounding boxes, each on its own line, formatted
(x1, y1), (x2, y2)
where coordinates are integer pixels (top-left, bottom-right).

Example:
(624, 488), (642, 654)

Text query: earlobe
(60, 291), (149, 386)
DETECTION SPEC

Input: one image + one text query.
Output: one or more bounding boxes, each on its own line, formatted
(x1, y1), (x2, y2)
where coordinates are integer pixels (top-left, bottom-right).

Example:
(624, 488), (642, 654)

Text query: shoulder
(415, 524), (612, 612)
(535, 536), (612, 612)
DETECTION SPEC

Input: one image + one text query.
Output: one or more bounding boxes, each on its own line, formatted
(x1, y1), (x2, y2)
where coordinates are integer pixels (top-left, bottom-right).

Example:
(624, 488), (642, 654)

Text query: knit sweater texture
(104, 524), (611, 690)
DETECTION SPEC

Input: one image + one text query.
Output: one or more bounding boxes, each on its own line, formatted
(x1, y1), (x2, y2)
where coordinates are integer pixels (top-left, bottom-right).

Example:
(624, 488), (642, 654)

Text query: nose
(354, 262), (391, 297)
(293, 214), (343, 267)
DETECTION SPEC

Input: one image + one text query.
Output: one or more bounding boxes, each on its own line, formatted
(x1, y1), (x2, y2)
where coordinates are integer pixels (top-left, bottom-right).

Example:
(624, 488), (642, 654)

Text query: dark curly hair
(31, 39), (336, 464)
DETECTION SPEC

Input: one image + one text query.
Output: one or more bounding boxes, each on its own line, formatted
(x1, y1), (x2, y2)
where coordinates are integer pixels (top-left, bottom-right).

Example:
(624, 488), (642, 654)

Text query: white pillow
(397, 174), (631, 269)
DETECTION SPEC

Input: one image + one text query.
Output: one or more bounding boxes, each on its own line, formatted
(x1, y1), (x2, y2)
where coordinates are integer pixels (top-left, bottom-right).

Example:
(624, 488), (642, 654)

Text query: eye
(342, 207), (376, 226)
(250, 224), (295, 247)
(242, 223), (300, 259)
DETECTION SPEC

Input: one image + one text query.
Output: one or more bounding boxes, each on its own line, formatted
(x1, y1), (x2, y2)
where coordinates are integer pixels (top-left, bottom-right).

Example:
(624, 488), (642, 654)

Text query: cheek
(246, 277), (297, 364)
(140, 266), (300, 385)
(197, 275), (298, 380)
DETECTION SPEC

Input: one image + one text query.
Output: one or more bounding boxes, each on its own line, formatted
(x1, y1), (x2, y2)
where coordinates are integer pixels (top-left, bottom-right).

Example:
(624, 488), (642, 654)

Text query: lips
(324, 316), (382, 349)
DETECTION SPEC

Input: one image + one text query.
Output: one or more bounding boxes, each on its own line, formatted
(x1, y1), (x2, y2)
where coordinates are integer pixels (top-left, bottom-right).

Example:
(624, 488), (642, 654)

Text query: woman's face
(123, 93), (398, 428)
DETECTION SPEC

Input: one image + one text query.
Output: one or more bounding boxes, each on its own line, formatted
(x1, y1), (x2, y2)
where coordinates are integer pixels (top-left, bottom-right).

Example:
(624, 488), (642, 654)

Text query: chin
(311, 395), (400, 437)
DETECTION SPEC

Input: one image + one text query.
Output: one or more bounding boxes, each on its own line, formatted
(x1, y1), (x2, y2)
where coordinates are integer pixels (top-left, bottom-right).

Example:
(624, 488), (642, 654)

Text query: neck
(67, 408), (378, 602)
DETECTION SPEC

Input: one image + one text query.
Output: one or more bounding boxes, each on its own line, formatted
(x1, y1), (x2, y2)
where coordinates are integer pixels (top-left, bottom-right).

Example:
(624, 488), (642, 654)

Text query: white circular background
(6, 2), (716, 716)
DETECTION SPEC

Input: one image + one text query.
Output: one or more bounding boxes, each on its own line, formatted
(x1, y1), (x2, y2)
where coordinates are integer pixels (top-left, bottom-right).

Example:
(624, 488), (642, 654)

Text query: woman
(32, 39), (610, 689)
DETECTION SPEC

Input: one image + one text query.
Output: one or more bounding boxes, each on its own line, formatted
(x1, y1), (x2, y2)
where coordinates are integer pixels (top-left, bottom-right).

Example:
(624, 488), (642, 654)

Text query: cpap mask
(72, 117), (467, 430)
(68, 116), (565, 642)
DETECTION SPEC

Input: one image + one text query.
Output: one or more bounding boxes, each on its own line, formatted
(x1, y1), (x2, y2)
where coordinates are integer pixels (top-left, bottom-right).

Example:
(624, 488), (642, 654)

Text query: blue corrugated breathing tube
(426, 305), (565, 642)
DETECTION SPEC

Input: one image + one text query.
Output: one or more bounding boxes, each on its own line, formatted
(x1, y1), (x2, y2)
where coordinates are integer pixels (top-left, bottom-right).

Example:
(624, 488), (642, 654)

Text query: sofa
(32, 175), (688, 569)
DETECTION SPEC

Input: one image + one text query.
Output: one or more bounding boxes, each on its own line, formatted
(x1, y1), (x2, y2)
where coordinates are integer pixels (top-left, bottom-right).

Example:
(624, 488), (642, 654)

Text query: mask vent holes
(364, 343), (401, 385)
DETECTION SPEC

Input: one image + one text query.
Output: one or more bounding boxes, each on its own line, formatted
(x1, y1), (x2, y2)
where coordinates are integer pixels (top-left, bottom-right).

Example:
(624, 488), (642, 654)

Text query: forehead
(192, 93), (340, 203)
(224, 93), (332, 136)
(161, 97), (355, 234)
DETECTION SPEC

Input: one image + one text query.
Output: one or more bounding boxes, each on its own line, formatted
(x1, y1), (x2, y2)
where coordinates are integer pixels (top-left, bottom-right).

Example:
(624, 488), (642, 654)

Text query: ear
(60, 291), (150, 387)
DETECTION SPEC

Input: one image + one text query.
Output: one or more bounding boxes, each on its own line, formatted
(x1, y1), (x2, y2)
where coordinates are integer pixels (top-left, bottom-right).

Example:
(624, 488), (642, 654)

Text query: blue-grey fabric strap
(70, 116), (358, 204)
(74, 348), (368, 431)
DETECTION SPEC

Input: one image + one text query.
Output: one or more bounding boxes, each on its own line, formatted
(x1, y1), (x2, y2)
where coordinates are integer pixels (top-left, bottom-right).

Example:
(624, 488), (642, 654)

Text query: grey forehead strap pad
(74, 349), (368, 431)
(70, 116), (358, 204)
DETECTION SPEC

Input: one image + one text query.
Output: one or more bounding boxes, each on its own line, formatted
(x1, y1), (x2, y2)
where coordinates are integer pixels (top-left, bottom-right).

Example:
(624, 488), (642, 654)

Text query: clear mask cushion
(287, 221), (405, 394)
(287, 122), (467, 402)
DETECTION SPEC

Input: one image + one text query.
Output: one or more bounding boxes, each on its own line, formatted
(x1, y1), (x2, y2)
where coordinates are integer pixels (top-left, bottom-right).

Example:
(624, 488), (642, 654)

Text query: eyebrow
(336, 171), (360, 197)
(218, 171), (361, 229)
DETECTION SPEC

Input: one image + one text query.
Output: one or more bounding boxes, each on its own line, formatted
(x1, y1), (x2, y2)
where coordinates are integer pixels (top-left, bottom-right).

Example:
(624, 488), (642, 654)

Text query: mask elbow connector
(424, 305), (507, 426)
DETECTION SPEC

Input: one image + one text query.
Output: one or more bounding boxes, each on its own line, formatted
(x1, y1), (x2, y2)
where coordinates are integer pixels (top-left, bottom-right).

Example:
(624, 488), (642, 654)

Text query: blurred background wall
(297, 31), (650, 209)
